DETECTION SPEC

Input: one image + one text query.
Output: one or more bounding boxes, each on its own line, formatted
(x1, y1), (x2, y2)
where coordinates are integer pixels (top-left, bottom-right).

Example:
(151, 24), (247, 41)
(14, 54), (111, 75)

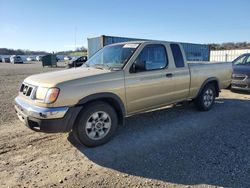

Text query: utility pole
(74, 27), (77, 51)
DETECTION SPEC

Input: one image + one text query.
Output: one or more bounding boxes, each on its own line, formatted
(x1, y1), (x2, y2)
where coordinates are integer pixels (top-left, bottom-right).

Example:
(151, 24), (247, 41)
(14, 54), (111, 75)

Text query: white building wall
(210, 49), (250, 62)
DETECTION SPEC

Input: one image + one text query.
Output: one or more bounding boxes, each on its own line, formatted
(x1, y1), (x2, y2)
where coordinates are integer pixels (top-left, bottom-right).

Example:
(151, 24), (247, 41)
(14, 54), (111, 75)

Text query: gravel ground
(0, 62), (64, 125)
(0, 63), (250, 188)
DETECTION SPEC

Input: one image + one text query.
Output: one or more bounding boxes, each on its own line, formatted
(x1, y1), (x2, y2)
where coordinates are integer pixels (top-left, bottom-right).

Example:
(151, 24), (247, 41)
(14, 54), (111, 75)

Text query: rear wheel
(194, 84), (216, 111)
(73, 102), (118, 147)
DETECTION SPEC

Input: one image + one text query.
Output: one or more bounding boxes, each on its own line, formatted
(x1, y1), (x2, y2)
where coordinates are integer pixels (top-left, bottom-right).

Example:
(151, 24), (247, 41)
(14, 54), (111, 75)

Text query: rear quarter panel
(188, 62), (232, 98)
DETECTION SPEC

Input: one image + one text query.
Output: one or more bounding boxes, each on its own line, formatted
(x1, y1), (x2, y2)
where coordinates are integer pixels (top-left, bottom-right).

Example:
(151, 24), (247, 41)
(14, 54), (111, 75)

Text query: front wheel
(194, 84), (216, 111)
(73, 102), (118, 147)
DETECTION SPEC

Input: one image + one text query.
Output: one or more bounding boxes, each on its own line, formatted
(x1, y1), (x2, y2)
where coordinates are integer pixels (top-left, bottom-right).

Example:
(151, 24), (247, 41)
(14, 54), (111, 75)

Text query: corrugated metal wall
(210, 49), (250, 62)
(87, 37), (103, 59)
(87, 35), (146, 58)
(104, 36), (146, 46)
(88, 35), (210, 61)
(181, 43), (210, 61)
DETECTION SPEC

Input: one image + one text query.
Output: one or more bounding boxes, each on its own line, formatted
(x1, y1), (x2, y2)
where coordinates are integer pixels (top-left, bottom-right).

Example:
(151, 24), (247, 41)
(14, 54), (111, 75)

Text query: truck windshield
(84, 43), (139, 70)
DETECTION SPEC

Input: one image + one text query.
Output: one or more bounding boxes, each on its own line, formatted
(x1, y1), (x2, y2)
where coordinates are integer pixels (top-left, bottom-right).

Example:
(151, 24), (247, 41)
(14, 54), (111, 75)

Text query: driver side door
(124, 44), (174, 114)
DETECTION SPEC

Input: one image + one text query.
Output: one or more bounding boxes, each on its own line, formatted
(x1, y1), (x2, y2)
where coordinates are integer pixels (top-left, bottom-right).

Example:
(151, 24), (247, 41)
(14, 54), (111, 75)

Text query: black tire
(226, 84), (231, 90)
(73, 101), (118, 147)
(194, 84), (216, 111)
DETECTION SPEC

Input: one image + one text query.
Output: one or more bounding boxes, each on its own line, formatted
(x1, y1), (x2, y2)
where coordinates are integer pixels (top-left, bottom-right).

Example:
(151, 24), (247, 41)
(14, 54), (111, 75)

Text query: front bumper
(231, 78), (250, 92)
(14, 97), (81, 133)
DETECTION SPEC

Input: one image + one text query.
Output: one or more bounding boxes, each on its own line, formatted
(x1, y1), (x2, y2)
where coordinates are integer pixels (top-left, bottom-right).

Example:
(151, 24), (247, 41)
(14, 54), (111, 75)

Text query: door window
(245, 56), (250, 65)
(233, 55), (247, 65)
(133, 44), (168, 72)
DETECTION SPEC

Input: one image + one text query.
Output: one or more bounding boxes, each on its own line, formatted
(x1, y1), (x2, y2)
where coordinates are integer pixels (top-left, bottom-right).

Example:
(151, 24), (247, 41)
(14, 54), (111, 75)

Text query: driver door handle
(166, 73), (173, 78)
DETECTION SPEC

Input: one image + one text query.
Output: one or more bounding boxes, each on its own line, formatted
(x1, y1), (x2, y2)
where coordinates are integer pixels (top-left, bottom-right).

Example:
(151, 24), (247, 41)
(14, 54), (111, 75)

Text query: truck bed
(187, 61), (232, 98)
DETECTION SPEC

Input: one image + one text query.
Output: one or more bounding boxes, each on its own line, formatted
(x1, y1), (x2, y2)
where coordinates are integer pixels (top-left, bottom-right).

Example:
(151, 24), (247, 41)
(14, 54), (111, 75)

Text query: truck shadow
(68, 98), (250, 187)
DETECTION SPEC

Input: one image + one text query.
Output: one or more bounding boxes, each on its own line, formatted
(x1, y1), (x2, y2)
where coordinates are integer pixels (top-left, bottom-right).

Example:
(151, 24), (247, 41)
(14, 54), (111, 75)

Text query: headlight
(44, 88), (60, 104)
(36, 87), (48, 100)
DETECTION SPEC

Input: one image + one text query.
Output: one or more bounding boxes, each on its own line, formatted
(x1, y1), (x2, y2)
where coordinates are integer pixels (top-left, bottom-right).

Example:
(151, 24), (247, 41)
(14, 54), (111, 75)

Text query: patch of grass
(68, 51), (87, 57)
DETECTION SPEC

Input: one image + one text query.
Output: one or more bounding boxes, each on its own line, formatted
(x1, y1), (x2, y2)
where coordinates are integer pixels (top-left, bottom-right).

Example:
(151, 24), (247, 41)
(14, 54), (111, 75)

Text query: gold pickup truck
(15, 41), (232, 147)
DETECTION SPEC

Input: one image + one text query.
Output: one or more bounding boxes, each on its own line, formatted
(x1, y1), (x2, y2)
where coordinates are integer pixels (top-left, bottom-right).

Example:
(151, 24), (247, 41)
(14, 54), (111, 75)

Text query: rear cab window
(170, 44), (185, 68)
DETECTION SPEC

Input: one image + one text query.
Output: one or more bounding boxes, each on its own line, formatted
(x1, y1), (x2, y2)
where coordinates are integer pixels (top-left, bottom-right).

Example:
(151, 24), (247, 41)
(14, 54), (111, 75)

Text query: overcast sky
(0, 0), (250, 52)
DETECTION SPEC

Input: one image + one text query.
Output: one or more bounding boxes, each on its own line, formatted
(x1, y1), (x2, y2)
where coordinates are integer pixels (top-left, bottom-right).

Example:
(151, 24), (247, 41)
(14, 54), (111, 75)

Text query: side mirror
(131, 60), (146, 73)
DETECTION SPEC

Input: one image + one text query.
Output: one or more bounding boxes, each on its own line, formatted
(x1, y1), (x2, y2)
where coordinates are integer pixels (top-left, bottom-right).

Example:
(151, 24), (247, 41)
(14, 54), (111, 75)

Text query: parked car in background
(10, 55), (23, 64)
(14, 41), (232, 147)
(67, 56), (87, 68)
(36, 56), (43, 61)
(64, 56), (71, 61)
(231, 53), (250, 92)
(27, 56), (36, 62)
(0, 56), (2, 62)
(2, 57), (10, 63)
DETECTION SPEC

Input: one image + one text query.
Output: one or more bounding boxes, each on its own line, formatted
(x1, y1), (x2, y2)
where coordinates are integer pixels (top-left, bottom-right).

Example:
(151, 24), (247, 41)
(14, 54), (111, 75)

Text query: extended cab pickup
(15, 41), (232, 147)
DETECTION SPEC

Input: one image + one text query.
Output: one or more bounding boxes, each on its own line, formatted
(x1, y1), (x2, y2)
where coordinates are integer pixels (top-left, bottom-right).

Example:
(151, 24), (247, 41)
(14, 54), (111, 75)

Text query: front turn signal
(44, 88), (60, 104)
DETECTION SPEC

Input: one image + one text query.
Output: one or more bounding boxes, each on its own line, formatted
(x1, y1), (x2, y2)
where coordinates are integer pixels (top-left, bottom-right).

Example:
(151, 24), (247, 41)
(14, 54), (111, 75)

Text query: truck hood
(24, 67), (111, 87)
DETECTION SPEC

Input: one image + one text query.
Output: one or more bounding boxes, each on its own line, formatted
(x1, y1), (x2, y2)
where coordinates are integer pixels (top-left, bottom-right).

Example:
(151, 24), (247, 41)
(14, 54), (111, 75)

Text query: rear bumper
(231, 78), (250, 92)
(15, 97), (81, 133)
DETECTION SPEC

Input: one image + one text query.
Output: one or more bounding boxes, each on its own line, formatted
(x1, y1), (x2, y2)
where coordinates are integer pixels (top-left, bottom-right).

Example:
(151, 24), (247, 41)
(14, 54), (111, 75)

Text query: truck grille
(232, 74), (247, 81)
(20, 83), (35, 98)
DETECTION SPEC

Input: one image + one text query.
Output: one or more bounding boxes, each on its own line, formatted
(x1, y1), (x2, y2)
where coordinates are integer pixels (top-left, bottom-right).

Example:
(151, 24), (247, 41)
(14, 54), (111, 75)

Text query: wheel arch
(74, 92), (126, 127)
(196, 77), (220, 98)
